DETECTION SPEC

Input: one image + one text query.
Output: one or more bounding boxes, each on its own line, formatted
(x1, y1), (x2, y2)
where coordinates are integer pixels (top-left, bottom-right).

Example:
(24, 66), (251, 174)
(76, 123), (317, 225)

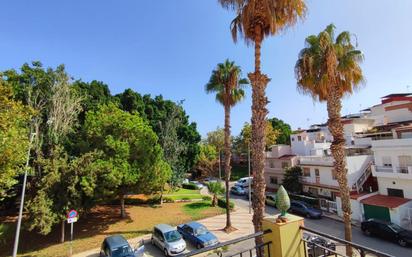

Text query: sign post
(67, 210), (78, 257)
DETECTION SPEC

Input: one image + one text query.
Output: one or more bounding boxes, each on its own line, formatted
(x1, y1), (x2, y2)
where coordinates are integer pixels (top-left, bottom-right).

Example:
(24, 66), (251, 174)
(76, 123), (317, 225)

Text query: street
(230, 193), (412, 257)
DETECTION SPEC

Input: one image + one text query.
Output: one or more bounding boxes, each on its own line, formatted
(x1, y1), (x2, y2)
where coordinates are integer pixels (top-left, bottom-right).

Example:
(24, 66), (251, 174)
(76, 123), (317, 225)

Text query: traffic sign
(67, 209), (78, 219)
(67, 217), (78, 224)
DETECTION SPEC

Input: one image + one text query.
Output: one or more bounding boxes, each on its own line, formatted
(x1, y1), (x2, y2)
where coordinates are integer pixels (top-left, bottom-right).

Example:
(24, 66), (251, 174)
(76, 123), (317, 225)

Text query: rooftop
(360, 194), (411, 208)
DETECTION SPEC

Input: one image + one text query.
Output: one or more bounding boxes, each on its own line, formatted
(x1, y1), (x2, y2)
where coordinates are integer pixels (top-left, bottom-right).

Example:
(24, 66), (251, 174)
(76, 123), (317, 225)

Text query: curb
(323, 214), (360, 227)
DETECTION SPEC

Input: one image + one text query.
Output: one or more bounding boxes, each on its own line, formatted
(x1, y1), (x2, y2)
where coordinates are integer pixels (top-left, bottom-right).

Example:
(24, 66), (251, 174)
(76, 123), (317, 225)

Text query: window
(282, 162), (289, 169)
(303, 167), (311, 177)
(332, 169), (337, 180)
(315, 168), (320, 177)
(269, 177), (278, 185)
(292, 137), (295, 141)
(298, 136), (302, 141)
(269, 160), (275, 168)
(399, 155), (412, 168)
(387, 188), (404, 198)
(382, 156), (392, 167)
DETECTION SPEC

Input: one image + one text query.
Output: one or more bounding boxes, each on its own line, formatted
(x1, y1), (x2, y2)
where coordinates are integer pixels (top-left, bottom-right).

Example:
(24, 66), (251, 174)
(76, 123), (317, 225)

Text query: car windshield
(388, 223), (404, 233)
(195, 226), (208, 235)
(112, 245), (133, 257)
(164, 230), (182, 242)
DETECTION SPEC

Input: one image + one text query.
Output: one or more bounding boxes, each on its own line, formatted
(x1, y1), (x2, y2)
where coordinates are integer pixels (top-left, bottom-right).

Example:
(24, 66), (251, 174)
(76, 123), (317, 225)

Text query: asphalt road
(230, 193), (412, 257)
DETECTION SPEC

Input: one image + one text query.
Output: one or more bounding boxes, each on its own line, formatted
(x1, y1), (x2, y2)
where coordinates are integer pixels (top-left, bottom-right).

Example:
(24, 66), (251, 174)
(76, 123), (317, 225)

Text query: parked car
(177, 221), (219, 249)
(361, 219), (412, 247)
(235, 177), (252, 188)
(303, 232), (336, 257)
(265, 194), (276, 207)
(100, 235), (144, 257)
(289, 201), (322, 219)
(230, 186), (246, 196)
(151, 224), (186, 256)
(190, 181), (204, 189)
(203, 177), (219, 183)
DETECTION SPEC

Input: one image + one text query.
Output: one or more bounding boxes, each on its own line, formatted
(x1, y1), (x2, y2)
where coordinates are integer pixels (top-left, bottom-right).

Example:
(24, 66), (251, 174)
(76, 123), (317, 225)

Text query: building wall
(377, 177), (412, 199)
(264, 156), (298, 191)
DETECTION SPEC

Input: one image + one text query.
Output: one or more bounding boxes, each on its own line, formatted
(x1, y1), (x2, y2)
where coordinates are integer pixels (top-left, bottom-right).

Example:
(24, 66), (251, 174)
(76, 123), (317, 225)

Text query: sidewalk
(322, 212), (361, 227)
(74, 207), (255, 257)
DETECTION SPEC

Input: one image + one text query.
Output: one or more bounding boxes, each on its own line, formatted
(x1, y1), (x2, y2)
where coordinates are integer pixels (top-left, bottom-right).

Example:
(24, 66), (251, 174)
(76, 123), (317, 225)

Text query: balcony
(299, 156), (334, 166)
(371, 138), (412, 149)
(371, 165), (412, 180)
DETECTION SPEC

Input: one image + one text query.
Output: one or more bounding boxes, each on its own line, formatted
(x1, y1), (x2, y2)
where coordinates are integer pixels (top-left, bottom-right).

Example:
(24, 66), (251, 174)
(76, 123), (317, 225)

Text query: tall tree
(295, 24), (364, 255)
(205, 60), (248, 232)
(84, 103), (171, 218)
(238, 121), (279, 153)
(219, 0), (306, 244)
(282, 166), (302, 194)
(268, 117), (292, 145)
(0, 79), (32, 200)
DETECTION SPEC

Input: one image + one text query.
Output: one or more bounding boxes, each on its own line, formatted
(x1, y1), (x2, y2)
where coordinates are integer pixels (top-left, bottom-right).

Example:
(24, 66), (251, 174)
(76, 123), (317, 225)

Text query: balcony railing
(179, 230), (271, 257)
(301, 226), (394, 257)
(299, 156), (334, 166)
(374, 166), (412, 174)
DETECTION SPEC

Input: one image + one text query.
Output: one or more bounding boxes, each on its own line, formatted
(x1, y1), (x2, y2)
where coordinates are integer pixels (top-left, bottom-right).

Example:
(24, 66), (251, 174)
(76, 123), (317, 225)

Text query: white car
(235, 177), (253, 188)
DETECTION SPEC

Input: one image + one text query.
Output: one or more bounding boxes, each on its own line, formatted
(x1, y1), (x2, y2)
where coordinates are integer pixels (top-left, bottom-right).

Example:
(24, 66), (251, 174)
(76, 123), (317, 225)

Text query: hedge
(289, 193), (319, 207)
(182, 183), (198, 190)
(202, 195), (212, 201)
(217, 198), (235, 210)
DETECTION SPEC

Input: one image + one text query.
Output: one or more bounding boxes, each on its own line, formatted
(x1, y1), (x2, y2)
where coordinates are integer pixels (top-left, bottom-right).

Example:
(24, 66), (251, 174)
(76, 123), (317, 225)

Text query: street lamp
(12, 132), (36, 257)
(248, 143), (251, 214)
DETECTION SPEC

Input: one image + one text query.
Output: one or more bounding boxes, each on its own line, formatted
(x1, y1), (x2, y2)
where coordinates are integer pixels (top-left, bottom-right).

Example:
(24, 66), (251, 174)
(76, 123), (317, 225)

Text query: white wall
(390, 201), (412, 227)
(346, 155), (373, 186)
(377, 177), (412, 199)
(336, 192), (378, 221)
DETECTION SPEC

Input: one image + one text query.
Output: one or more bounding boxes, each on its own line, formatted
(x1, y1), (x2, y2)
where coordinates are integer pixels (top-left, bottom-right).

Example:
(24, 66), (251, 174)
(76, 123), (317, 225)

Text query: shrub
(181, 197), (191, 201)
(202, 195), (212, 201)
(289, 193), (319, 207)
(182, 183), (198, 190)
(217, 198), (234, 210)
(0, 224), (12, 246)
(162, 197), (175, 203)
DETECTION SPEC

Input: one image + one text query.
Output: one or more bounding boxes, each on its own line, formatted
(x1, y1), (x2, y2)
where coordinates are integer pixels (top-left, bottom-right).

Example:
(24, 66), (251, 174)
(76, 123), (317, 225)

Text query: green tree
(0, 79), (32, 200)
(207, 182), (225, 207)
(282, 166), (302, 194)
(206, 128), (225, 153)
(115, 90), (201, 181)
(295, 24), (364, 255)
(237, 122), (279, 153)
(84, 103), (171, 218)
(193, 143), (219, 179)
(205, 60), (248, 231)
(219, 0), (306, 245)
(268, 117), (292, 145)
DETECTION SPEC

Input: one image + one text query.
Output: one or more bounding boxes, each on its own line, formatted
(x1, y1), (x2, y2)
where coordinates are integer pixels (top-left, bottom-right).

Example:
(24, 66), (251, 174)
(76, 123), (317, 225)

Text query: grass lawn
(0, 202), (224, 257)
(164, 188), (202, 201)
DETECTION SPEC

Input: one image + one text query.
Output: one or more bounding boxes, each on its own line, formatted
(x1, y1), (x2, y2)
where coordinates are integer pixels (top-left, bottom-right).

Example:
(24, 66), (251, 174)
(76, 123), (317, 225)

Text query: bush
(162, 197), (175, 203)
(202, 195), (212, 201)
(0, 224), (12, 246)
(182, 183), (198, 190)
(125, 195), (160, 205)
(289, 193), (319, 207)
(217, 198), (234, 210)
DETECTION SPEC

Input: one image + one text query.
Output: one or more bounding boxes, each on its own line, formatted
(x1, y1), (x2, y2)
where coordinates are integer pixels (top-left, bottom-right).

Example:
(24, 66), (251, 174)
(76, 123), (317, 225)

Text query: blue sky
(1, 1), (412, 137)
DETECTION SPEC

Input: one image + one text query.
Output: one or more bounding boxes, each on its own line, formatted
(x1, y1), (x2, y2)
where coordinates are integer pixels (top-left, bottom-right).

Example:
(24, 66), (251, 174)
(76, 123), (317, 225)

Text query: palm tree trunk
(224, 104), (233, 232)
(212, 194), (218, 207)
(327, 86), (353, 256)
(248, 24), (270, 248)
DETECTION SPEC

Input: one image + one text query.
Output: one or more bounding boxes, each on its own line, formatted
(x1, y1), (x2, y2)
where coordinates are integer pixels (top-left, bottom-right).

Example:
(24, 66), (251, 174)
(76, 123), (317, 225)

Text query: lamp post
(248, 143), (251, 214)
(12, 132), (35, 257)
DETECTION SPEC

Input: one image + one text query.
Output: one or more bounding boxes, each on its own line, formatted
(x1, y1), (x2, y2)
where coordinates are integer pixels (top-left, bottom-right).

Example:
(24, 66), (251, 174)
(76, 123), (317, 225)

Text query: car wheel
(164, 248), (169, 256)
(196, 243), (202, 249)
(363, 229), (371, 236)
(398, 238), (407, 247)
(306, 213), (312, 219)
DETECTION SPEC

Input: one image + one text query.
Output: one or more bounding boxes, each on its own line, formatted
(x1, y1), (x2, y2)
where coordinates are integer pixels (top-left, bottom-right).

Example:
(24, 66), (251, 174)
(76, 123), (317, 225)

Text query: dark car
(100, 235), (144, 257)
(361, 219), (412, 247)
(177, 221), (219, 249)
(289, 201), (322, 219)
(265, 194), (276, 207)
(230, 186), (246, 196)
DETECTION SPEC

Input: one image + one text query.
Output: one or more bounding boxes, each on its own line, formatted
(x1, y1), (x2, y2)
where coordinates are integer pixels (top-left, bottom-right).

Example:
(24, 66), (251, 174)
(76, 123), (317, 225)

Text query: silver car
(151, 224), (186, 256)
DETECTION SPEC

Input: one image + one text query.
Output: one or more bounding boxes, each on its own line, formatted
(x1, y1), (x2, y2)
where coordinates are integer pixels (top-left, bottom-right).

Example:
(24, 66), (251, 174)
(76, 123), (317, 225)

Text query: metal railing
(179, 230), (272, 257)
(301, 226), (394, 257)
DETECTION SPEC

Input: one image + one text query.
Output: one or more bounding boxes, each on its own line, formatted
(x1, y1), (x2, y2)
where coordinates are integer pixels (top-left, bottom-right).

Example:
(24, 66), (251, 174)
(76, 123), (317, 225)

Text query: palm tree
(295, 24), (364, 256)
(218, 0), (306, 243)
(206, 59), (248, 232)
(207, 182), (225, 207)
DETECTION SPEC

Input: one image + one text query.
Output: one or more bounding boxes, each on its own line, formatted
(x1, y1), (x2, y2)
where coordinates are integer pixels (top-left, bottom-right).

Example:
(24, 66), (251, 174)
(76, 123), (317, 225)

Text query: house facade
(264, 145), (298, 192)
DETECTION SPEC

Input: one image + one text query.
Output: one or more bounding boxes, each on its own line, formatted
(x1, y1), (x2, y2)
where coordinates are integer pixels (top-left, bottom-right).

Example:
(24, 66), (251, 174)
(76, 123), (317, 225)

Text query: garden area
(0, 201), (225, 257)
